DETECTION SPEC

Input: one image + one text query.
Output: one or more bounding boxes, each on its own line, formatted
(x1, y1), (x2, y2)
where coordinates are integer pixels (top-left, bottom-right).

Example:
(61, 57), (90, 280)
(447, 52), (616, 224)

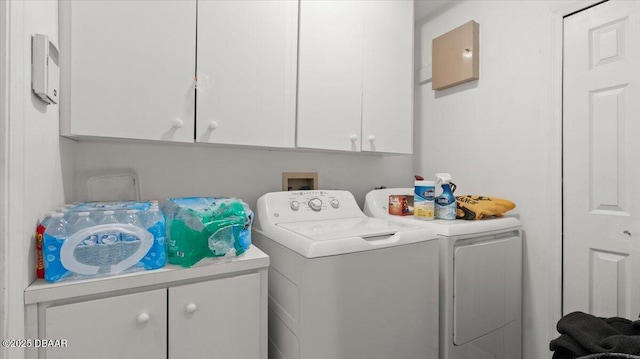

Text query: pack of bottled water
(38, 200), (166, 282)
(163, 197), (253, 268)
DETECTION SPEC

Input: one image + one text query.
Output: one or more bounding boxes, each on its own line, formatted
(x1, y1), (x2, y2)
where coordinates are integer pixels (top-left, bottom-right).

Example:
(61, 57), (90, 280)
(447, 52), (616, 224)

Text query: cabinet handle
(185, 303), (197, 314)
(173, 119), (184, 128)
(137, 312), (150, 324)
(350, 135), (358, 142)
(368, 135), (376, 142)
(208, 121), (218, 130)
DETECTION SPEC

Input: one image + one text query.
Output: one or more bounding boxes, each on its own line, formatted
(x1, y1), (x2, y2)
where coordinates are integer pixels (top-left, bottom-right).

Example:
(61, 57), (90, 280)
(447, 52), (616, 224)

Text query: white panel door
(63, 0), (196, 142)
(45, 289), (167, 359)
(361, 0), (414, 154)
(296, 0), (364, 152)
(563, 0), (640, 318)
(196, 0), (298, 148)
(168, 273), (262, 359)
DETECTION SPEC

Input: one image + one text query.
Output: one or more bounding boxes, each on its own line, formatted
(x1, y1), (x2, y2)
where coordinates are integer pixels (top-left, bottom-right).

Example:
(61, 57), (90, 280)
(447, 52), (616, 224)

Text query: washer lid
(277, 217), (414, 241)
(259, 217), (438, 258)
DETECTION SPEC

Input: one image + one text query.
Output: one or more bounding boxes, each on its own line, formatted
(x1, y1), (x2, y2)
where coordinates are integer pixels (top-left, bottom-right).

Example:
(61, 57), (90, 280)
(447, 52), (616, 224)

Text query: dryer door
(453, 232), (522, 345)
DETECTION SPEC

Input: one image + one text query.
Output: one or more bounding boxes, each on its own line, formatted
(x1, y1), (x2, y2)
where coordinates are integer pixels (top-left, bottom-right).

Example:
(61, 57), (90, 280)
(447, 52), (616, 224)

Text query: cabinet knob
(173, 119), (184, 128)
(368, 135), (376, 142)
(137, 312), (150, 324)
(185, 303), (197, 314)
(350, 135), (358, 142)
(208, 121), (218, 130)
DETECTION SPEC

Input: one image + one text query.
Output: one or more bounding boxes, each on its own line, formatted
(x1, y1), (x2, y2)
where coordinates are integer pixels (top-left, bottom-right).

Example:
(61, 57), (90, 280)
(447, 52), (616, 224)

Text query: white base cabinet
(169, 274), (261, 359)
(25, 246), (269, 359)
(44, 289), (167, 359)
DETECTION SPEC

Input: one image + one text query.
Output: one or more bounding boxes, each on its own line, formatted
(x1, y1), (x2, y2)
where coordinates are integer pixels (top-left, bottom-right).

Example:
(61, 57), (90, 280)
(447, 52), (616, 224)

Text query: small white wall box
(32, 34), (59, 104)
(282, 172), (318, 191)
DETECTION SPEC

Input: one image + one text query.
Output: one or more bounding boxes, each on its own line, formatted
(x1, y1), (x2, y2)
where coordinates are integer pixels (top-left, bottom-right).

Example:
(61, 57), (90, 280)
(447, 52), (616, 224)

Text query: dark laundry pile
(550, 311), (640, 359)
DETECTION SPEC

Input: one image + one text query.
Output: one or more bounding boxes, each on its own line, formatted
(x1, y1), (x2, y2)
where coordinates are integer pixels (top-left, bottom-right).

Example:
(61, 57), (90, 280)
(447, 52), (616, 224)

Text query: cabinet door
(44, 289), (167, 359)
(60, 1), (196, 142)
(196, 1), (298, 148)
(168, 273), (262, 359)
(361, 1), (414, 154)
(296, 0), (364, 151)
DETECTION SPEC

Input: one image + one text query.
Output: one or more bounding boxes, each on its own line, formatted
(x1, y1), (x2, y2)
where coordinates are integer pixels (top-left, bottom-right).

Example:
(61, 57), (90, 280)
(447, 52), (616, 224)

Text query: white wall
(1, 2), (574, 358)
(415, 1), (567, 358)
(1, 1), (66, 359)
(68, 141), (413, 211)
(1, 1), (413, 356)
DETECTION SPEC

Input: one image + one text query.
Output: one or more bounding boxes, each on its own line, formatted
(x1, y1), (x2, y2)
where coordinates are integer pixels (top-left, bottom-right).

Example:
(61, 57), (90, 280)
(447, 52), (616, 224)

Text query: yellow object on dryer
(455, 195), (516, 220)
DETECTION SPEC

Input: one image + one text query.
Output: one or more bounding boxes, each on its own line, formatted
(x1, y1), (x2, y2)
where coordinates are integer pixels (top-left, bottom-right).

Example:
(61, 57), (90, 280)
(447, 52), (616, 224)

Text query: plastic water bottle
(37, 212), (55, 233)
(55, 206), (79, 224)
(98, 210), (120, 245)
(138, 205), (157, 228)
(122, 210), (141, 242)
(45, 213), (69, 241)
(139, 207), (165, 269)
(73, 212), (98, 245)
(142, 208), (163, 239)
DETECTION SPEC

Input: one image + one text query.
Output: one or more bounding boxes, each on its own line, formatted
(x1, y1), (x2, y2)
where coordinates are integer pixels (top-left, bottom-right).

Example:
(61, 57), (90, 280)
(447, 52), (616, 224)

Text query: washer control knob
(308, 198), (322, 211)
(330, 199), (340, 208)
(290, 201), (300, 211)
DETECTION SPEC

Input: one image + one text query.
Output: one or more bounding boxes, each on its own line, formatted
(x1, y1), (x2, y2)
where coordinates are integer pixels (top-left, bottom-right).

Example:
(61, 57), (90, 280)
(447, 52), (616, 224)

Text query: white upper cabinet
(60, 0), (412, 153)
(196, 1), (298, 148)
(361, 1), (414, 154)
(296, 0), (365, 152)
(297, 0), (414, 154)
(59, 1), (197, 143)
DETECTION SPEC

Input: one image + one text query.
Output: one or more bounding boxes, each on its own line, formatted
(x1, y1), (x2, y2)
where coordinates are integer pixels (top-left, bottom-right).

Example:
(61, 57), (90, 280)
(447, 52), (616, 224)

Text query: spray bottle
(435, 173), (457, 220)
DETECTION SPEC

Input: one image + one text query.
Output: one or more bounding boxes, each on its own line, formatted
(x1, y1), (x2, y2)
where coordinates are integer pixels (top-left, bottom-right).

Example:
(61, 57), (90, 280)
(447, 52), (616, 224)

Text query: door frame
(551, 0), (609, 321)
(0, 0), (11, 351)
(0, 1), (26, 357)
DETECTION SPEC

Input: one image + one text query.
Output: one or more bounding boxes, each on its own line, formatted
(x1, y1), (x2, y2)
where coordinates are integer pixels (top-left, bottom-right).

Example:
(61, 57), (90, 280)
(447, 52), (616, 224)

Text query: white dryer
(252, 190), (440, 359)
(364, 188), (522, 359)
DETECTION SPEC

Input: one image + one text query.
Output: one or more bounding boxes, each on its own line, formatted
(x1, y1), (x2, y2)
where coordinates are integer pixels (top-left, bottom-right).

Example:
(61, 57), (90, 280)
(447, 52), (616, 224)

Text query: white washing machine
(364, 188), (522, 359)
(252, 190), (440, 359)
